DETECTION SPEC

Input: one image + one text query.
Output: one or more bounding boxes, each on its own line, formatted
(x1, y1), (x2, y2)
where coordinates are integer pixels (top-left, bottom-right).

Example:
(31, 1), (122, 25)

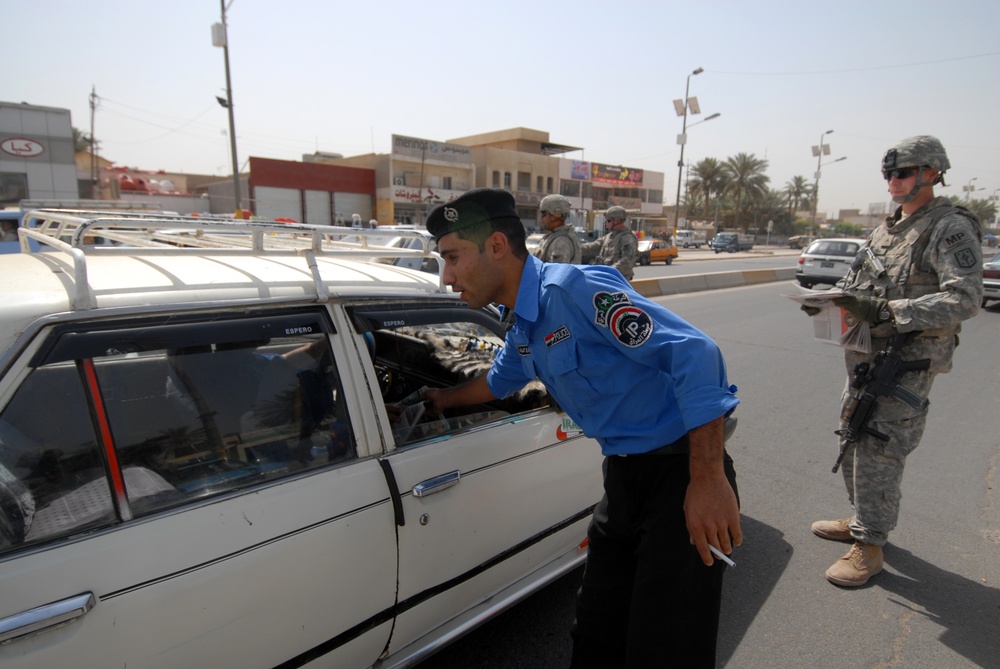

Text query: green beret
(426, 188), (519, 241)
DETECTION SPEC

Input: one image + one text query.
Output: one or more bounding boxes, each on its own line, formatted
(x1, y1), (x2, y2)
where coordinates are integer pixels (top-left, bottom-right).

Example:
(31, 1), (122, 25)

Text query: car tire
(798, 279), (813, 289)
(665, 256), (673, 265)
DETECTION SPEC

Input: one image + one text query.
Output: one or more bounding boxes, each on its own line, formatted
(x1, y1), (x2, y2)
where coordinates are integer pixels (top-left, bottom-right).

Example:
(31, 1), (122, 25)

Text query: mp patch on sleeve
(593, 291), (653, 347)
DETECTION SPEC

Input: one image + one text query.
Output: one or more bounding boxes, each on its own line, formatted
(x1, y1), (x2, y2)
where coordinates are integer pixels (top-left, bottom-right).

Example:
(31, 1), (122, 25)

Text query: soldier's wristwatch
(878, 304), (892, 323)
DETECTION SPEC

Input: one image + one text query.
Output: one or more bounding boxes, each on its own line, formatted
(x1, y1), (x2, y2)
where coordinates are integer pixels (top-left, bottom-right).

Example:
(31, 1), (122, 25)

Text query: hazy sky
(6, 0), (999, 218)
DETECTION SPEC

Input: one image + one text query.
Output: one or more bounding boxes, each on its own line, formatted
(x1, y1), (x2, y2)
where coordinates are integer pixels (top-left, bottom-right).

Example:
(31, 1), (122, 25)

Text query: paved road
(633, 245), (800, 280)
(419, 281), (1000, 669)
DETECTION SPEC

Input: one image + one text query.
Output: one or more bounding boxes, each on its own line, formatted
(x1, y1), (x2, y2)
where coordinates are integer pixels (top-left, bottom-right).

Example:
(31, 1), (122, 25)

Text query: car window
(0, 309), (354, 557)
(349, 303), (551, 447)
(809, 241), (860, 257)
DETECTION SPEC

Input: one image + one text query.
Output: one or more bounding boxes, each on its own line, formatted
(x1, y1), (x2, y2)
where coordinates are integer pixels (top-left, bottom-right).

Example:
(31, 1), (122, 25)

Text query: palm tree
(688, 158), (728, 220)
(723, 153), (770, 229)
(949, 196), (997, 226)
(755, 189), (794, 236)
(783, 176), (811, 215)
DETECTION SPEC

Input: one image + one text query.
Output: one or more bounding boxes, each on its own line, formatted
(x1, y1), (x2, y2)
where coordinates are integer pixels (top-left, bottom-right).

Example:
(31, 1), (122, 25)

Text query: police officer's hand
(800, 305), (821, 317)
(832, 295), (889, 323)
(419, 387), (446, 416)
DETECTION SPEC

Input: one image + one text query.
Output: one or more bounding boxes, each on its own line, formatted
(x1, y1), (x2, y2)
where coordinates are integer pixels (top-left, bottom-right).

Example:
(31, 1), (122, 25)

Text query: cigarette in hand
(709, 544), (735, 567)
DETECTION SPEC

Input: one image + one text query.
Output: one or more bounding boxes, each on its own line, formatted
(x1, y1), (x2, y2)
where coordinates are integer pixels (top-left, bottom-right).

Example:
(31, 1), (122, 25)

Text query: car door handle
(0, 592), (96, 644)
(412, 470), (461, 497)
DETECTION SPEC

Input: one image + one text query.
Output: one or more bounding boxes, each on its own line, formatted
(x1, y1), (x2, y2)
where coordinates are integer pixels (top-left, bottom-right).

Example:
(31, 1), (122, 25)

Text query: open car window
(349, 302), (551, 447)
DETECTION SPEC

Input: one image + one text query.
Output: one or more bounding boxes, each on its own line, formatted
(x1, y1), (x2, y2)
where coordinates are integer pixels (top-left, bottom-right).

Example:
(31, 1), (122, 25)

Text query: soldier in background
(582, 205), (638, 280)
(535, 194), (582, 264)
(808, 136), (983, 587)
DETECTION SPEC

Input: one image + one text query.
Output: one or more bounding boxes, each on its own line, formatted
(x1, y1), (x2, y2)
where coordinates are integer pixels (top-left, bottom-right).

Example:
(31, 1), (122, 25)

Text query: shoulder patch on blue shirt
(593, 291), (653, 347)
(545, 326), (571, 348)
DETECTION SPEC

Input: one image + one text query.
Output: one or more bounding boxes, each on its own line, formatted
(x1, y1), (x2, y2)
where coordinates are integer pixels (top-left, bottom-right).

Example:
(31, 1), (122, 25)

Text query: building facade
(247, 157), (375, 224)
(0, 101), (78, 205)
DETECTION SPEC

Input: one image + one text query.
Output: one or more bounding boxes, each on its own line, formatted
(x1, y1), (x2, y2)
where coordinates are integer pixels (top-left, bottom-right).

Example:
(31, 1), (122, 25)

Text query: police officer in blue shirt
(422, 188), (742, 668)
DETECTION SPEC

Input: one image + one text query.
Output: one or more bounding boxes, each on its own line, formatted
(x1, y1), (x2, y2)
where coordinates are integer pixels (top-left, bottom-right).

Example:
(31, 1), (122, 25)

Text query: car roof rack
(16, 209), (445, 310)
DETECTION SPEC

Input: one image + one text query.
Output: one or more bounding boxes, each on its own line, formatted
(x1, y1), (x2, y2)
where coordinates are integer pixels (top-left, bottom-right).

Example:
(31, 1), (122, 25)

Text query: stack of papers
(784, 287), (872, 353)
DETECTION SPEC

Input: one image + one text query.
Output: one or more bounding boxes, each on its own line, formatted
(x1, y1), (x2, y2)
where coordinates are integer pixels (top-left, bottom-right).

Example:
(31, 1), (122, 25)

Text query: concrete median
(632, 267), (798, 298)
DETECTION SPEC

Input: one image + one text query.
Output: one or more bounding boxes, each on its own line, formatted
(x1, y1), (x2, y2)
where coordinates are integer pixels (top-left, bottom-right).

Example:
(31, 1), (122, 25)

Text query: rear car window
(0, 309), (353, 556)
(807, 240), (860, 256)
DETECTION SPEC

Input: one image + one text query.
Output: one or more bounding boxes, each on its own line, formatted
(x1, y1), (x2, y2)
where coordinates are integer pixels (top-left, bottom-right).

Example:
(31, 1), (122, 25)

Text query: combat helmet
(882, 135), (950, 183)
(539, 194), (571, 218)
(605, 206), (628, 222)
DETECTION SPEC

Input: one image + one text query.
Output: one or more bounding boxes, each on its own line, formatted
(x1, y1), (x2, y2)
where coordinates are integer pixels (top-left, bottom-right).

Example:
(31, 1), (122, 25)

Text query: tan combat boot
(811, 518), (853, 542)
(825, 542), (883, 587)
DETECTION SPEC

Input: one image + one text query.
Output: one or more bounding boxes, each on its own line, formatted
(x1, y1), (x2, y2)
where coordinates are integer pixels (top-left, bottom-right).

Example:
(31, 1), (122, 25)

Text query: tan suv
(0, 210), (603, 668)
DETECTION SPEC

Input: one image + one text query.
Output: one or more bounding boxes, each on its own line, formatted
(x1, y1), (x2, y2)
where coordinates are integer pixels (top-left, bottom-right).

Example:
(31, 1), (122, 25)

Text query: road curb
(632, 267), (798, 298)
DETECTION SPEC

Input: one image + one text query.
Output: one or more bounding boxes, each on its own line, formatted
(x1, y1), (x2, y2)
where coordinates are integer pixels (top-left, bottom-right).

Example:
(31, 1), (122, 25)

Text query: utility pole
(213, 0), (242, 212)
(89, 86), (98, 199)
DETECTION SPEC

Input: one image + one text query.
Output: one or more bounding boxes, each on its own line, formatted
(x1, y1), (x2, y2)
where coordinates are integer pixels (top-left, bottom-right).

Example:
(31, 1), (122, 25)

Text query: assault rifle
(832, 331), (930, 473)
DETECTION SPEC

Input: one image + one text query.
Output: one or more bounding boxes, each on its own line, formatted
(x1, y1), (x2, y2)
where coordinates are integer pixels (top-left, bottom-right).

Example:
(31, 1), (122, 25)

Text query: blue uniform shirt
(487, 255), (739, 456)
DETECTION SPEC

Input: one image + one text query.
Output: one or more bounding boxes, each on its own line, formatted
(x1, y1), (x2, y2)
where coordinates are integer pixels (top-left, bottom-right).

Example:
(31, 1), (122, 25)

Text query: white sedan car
(795, 237), (865, 288)
(0, 211), (603, 668)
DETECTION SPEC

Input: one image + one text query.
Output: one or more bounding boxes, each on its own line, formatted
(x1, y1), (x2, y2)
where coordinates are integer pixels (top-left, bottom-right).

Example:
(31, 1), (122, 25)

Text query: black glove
(800, 305), (821, 317)
(832, 295), (890, 323)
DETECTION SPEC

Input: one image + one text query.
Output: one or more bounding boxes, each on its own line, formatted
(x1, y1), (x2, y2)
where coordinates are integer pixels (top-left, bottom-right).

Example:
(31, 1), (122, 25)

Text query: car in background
(788, 234), (817, 250)
(796, 237), (865, 288)
(0, 210), (604, 669)
(710, 232), (755, 253)
(674, 229), (706, 249)
(983, 250), (1000, 307)
(0, 210), (23, 254)
(637, 238), (678, 265)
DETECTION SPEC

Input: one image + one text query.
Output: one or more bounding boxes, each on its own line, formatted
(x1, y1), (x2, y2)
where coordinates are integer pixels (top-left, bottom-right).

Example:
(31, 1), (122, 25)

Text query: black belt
(616, 434), (689, 457)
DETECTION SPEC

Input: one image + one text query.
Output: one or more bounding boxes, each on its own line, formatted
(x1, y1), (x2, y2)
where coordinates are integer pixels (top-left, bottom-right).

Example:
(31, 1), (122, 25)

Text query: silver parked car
(0, 210), (603, 668)
(795, 237), (865, 288)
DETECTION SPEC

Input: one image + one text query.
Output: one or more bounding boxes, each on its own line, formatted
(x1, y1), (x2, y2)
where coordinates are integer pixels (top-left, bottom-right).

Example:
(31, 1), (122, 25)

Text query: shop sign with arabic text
(591, 162), (643, 186)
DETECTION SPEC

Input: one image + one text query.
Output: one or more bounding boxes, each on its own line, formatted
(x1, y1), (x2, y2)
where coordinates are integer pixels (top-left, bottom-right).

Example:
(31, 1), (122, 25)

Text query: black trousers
(569, 450), (738, 669)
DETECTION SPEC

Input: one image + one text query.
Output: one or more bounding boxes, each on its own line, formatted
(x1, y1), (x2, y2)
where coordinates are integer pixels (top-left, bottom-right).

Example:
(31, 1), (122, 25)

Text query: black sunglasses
(882, 167), (919, 181)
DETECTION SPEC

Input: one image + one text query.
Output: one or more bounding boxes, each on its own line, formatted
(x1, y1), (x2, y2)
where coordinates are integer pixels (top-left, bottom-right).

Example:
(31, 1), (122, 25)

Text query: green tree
(783, 176), (812, 215)
(753, 189), (794, 236)
(947, 195), (997, 226)
(687, 158), (728, 220)
(73, 127), (93, 153)
(723, 153), (770, 229)
(832, 222), (864, 237)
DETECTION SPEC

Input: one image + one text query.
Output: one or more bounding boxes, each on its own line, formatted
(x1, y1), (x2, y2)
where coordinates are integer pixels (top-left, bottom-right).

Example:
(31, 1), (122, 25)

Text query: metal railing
(16, 209), (445, 311)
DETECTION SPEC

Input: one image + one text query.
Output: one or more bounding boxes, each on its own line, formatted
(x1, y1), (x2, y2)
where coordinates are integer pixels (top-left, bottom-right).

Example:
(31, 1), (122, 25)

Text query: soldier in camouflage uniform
(535, 194), (582, 264)
(809, 136), (984, 587)
(582, 206), (639, 280)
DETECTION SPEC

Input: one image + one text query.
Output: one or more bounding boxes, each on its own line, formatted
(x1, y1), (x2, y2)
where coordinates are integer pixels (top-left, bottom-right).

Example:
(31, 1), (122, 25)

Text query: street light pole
(213, 0), (242, 213)
(673, 67), (704, 231)
(965, 177), (979, 202)
(809, 130), (834, 235)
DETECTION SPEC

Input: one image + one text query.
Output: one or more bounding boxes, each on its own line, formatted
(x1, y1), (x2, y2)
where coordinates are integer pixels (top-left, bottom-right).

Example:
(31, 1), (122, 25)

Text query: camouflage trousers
(837, 352), (937, 547)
